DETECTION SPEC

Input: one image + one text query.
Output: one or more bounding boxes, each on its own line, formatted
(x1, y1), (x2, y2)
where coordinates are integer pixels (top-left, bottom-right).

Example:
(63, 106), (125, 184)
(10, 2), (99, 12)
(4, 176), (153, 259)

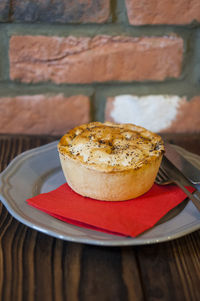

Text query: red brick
(165, 96), (200, 133)
(125, 0), (200, 25)
(0, 0), (9, 21)
(0, 94), (90, 135)
(13, 0), (110, 23)
(10, 35), (183, 84)
(105, 95), (200, 133)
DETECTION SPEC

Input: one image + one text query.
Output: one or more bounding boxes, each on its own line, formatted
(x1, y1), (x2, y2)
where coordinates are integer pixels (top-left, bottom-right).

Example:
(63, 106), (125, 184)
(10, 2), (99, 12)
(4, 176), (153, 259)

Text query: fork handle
(174, 180), (200, 211)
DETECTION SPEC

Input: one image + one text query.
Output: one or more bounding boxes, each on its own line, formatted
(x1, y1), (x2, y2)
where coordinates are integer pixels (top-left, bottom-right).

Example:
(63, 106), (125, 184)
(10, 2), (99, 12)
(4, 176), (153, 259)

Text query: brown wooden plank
(169, 232), (200, 300)
(62, 242), (83, 301)
(135, 242), (179, 301)
(136, 233), (200, 301)
(121, 247), (144, 301)
(21, 230), (38, 301)
(34, 234), (55, 301)
(78, 245), (129, 301)
(0, 217), (21, 301)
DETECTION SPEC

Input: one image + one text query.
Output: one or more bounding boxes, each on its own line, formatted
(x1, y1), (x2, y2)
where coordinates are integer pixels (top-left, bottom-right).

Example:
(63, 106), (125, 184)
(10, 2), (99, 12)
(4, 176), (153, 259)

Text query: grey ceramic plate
(0, 141), (200, 246)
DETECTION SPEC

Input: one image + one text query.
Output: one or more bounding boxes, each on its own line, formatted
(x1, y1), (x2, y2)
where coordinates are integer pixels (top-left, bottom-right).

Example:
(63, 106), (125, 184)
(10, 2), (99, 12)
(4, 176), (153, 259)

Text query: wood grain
(0, 134), (200, 301)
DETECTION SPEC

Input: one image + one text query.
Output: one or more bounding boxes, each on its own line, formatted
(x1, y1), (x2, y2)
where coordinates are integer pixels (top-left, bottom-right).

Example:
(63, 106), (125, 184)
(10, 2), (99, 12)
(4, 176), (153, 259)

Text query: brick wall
(0, 0), (200, 135)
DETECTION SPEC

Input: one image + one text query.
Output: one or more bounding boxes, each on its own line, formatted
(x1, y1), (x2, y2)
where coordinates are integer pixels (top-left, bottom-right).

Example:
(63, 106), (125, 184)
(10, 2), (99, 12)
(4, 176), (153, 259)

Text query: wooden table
(0, 134), (200, 301)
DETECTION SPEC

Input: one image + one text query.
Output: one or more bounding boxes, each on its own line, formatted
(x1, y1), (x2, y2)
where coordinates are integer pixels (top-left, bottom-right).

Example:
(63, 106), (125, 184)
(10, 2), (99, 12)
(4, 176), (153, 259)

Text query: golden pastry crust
(58, 122), (164, 172)
(58, 122), (164, 201)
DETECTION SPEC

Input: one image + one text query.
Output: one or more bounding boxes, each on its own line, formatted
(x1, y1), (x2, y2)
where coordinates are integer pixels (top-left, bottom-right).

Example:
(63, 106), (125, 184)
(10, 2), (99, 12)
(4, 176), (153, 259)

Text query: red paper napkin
(27, 183), (194, 237)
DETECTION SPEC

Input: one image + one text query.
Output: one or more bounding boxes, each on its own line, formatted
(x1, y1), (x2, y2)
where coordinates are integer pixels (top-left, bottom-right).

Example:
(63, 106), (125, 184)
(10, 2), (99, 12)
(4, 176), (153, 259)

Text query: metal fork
(156, 167), (200, 211)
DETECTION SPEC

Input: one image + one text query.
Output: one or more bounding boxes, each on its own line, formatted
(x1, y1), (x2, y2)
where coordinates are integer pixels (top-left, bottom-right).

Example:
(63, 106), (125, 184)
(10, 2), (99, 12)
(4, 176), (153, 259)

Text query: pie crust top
(58, 122), (164, 172)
